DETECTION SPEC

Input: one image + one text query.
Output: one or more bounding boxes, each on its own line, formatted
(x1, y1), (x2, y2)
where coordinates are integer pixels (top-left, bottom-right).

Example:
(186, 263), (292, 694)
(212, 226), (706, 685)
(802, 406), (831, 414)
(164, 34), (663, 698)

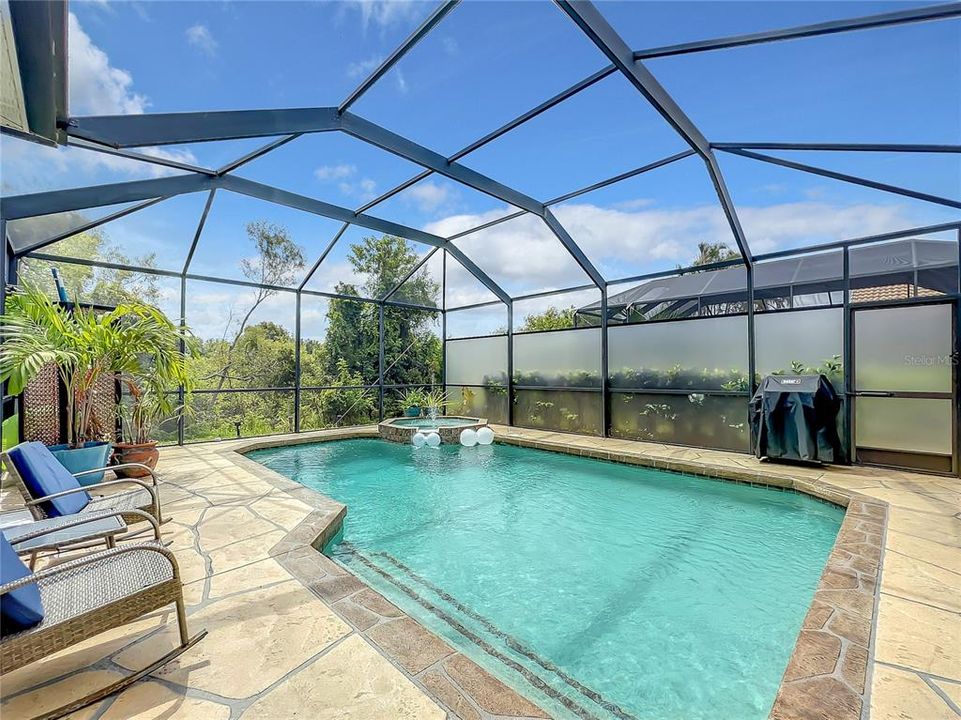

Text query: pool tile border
(232, 427), (885, 720)
(231, 428), (549, 720)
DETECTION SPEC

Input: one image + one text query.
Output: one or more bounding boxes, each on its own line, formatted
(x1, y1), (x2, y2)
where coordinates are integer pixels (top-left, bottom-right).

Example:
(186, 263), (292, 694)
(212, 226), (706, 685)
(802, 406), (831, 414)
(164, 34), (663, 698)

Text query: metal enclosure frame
(1, 1), (959, 470)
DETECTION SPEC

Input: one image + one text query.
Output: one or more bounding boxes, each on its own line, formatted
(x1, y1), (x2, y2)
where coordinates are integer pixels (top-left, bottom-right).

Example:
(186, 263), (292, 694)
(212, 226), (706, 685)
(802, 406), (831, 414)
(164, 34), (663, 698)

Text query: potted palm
(0, 282), (196, 484)
(423, 388), (450, 422)
(399, 388), (425, 417)
(112, 302), (196, 477)
(114, 384), (183, 477)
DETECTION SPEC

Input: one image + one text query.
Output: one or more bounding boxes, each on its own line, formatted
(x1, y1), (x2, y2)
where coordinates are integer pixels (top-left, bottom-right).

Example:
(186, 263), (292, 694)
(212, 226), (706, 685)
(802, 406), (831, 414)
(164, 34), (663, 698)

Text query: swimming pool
(249, 439), (842, 720)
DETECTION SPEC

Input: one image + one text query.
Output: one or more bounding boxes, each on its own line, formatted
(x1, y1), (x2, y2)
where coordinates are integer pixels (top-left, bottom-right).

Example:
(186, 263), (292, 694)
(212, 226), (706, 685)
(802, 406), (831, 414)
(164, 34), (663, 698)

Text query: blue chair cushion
(8, 442), (90, 517)
(0, 534), (44, 635)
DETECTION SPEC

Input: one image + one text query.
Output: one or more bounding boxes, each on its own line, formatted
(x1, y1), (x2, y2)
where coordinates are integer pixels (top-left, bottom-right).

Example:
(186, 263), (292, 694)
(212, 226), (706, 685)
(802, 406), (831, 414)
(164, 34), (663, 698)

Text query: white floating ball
(411, 432), (427, 448)
(476, 426), (495, 445)
(459, 428), (478, 447)
(425, 432), (441, 448)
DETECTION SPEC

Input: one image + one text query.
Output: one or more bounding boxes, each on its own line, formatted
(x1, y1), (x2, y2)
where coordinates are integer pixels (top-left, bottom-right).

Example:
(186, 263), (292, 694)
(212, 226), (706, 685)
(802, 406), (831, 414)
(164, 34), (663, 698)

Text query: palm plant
(0, 282), (197, 448)
(423, 388), (450, 420)
(398, 388), (426, 416)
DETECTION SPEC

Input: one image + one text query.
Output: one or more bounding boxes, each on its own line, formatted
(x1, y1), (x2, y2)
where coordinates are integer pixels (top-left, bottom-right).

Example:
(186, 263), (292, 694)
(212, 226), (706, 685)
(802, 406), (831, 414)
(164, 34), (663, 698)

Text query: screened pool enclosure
(1, 0), (959, 474)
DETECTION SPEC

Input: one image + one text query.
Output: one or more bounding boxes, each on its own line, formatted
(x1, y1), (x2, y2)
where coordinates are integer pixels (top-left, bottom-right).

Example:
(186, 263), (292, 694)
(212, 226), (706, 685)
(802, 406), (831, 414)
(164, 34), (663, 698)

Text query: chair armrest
(6, 508), (159, 546)
(75, 463), (160, 486)
(0, 542), (179, 596)
(26, 478), (157, 506)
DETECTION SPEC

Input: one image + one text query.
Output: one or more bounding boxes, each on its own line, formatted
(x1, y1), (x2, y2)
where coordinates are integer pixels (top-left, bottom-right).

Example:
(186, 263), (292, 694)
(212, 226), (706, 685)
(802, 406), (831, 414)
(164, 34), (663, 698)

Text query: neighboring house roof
(577, 238), (957, 322)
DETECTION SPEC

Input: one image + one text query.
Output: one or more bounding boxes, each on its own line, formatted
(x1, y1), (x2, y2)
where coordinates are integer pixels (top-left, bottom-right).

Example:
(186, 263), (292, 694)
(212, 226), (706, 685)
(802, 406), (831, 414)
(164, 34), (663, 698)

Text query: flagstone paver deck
(1, 425), (958, 720)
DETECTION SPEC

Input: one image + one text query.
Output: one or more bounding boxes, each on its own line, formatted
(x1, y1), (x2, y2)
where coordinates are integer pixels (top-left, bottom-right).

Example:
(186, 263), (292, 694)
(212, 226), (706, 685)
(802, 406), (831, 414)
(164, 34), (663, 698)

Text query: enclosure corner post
(441, 251), (447, 400)
(294, 291), (302, 434)
(507, 300), (514, 427)
(378, 302), (385, 422)
(178, 274), (186, 446)
(601, 284), (610, 438)
(842, 247), (853, 464)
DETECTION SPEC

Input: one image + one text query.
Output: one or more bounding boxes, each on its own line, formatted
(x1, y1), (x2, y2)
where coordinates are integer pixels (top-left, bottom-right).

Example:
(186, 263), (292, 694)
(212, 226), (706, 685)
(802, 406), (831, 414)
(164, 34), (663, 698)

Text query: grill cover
(750, 375), (842, 464)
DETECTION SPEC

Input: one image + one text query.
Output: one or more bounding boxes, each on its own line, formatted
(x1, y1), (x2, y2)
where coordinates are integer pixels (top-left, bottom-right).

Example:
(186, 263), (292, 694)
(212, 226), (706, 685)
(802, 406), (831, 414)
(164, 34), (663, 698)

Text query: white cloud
(737, 202), (907, 253)
(346, 55), (408, 93)
(1, 132), (199, 197)
(185, 288), (297, 341)
(313, 164), (377, 201)
(347, 56), (382, 78)
(305, 259), (365, 297)
(343, 0), (425, 31)
(429, 199), (923, 296)
(68, 12), (147, 114)
(1, 17), (200, 194)
(185, 24), (218, 57)
(406, 180), (453, 212)
(139, 145), (200, 169)
(315, 163), (357, 181)
(340, 177), (378, 202)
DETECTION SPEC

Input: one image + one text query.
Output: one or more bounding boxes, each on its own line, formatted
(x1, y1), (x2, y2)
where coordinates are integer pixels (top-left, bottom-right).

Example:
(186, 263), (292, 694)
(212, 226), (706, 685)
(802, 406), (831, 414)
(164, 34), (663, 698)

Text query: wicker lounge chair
(2, 442), (164, 526)
(0, 509), (206, 719)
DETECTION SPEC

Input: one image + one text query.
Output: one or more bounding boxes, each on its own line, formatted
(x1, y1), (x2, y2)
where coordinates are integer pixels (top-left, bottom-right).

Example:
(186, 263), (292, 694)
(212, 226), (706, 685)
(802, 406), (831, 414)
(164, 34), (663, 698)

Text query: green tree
(689, 241), (740, 267)
(20, 229), (162, 307)
(320, 282), (375, 382)
(207, 221), (305, 393)
(320, 234), (441, 390)
(347, 234), (437, 303)
(519, 305), (577, 332)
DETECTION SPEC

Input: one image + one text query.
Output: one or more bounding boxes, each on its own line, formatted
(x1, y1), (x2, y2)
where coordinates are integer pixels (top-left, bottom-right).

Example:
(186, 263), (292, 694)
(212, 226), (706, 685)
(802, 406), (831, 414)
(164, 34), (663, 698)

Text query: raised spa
(249, 439), (841, 720)
(378, 415), (487, 443)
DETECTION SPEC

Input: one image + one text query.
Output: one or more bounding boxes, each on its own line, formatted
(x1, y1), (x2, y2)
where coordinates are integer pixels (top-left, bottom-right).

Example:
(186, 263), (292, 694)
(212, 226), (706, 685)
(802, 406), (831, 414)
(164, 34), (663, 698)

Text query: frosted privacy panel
(609, 316), (748, 390)
(755, 308), (843, 381)
(514, 389), (603, 435)
(854, 304), (953, 393)
(513, 328), (602, 387)
(447, 385), (509, 425)
(611, 393), (749, 452)
(856, 397), (952, 455)
(445, 336), (508, 386)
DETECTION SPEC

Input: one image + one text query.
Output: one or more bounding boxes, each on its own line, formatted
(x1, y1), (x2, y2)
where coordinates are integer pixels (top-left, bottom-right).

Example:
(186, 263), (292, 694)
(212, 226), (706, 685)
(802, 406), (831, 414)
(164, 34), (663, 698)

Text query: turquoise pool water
(390, 417), (477, 428)
(249, 439), (842, 720)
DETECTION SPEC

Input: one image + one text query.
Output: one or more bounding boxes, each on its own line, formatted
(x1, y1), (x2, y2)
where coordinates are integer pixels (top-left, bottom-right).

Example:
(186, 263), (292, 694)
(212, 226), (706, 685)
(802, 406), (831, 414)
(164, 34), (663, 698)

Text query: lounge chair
(3, 507), (129, 570)
(0, 509), (205, 719)
(1, 442), (165, 526)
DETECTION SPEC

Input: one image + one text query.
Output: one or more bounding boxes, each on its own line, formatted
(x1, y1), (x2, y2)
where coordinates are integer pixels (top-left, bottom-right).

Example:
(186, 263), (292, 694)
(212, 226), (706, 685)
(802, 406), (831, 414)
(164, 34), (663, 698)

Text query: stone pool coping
(231, 427), (551, 720)
(6, 426), (950, 719)
(378, 416), (489, 444)
(232, 426), (894, 720)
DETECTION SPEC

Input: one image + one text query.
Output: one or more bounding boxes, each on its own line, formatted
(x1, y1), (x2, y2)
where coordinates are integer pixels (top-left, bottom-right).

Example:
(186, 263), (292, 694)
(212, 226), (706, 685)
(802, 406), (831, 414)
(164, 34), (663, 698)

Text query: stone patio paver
(2, 424), (959, 720)
(96, 681), (230, 720)
(869, 665), (958, 720)
(114, 577), (352, 698)
(242, 635), (446, 720)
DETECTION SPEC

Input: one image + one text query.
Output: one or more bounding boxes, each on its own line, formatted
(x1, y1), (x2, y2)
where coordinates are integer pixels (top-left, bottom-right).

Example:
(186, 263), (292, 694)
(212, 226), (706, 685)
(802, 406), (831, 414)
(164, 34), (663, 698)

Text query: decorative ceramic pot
(48, 441), (112, 486)
(404, 406), (422, 418)
(112, 441), (160, 478)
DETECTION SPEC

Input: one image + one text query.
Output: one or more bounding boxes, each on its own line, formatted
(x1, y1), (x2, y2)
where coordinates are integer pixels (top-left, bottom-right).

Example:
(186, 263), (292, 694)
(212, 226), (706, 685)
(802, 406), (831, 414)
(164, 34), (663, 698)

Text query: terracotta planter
(112, 441), (160, 478)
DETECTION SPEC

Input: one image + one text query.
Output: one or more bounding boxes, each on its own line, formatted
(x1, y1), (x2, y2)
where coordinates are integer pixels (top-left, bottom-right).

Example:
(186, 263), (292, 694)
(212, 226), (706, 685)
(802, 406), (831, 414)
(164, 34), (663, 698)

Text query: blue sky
(2, 0), (959, 337)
